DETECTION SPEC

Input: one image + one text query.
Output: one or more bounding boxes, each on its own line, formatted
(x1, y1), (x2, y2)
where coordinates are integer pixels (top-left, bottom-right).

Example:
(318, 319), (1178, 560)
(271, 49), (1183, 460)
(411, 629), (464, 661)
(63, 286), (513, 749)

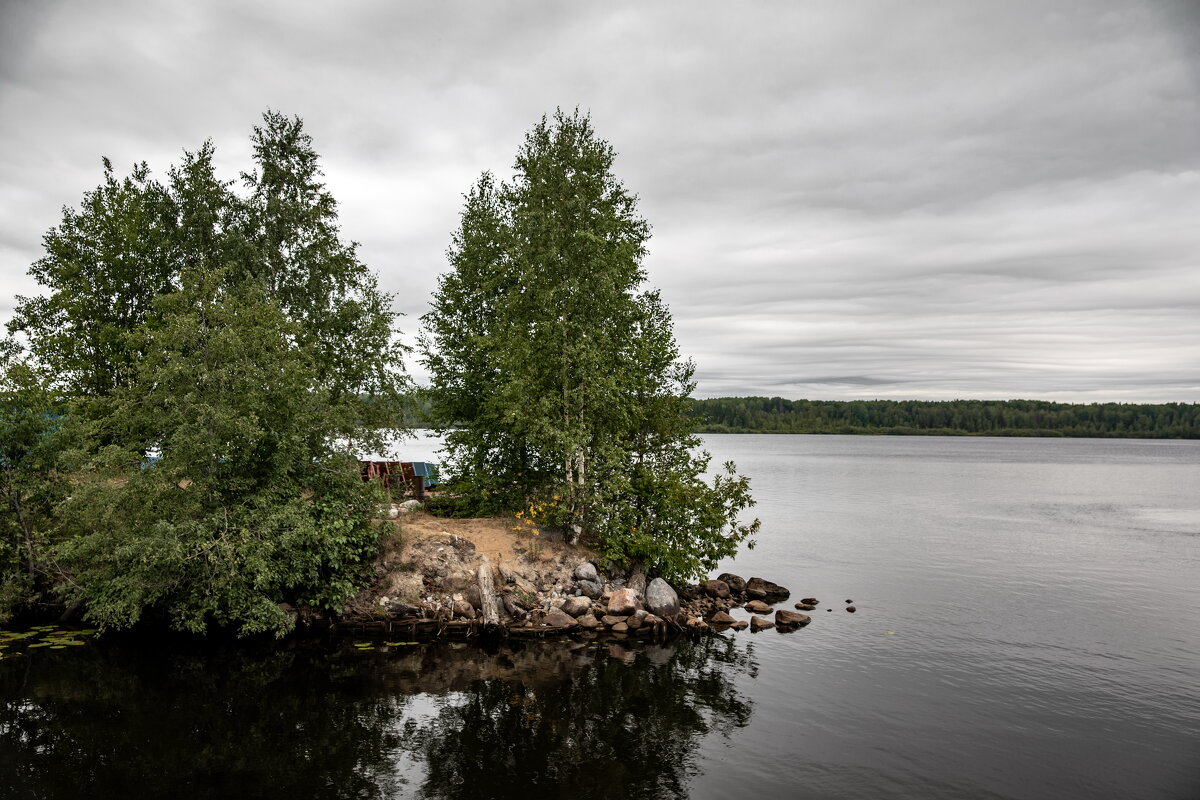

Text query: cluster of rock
(675, 573), (816, 632)
(355, 535), (827, 639)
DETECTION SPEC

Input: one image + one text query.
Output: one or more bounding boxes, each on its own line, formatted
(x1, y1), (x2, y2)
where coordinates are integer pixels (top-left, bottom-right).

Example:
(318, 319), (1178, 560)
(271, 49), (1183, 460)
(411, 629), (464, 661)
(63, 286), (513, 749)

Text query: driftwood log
(476, 556), (501, 629)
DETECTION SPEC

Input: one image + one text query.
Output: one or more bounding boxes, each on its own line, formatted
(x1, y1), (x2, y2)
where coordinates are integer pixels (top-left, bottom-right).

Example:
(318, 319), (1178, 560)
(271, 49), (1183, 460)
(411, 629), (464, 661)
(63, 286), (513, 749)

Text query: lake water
(3, 435), (1198, 799)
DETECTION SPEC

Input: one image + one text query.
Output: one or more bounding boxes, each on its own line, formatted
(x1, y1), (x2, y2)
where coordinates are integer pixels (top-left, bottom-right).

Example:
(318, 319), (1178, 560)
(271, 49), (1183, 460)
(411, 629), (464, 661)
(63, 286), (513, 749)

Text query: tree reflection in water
(395, 636), (756, 799)
(0, 634), (754, 799)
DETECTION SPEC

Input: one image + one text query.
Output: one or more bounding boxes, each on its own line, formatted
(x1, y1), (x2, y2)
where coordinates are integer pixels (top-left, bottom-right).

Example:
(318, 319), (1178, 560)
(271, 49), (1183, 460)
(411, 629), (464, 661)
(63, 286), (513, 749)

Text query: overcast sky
(2, 1), (1198, 402)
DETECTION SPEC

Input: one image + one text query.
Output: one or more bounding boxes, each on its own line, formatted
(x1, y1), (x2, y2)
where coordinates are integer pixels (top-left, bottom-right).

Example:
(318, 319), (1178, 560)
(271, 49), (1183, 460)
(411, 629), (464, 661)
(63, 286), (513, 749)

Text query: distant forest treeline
(686, 397), (1200, 438)
(403, 392), (1200, 438)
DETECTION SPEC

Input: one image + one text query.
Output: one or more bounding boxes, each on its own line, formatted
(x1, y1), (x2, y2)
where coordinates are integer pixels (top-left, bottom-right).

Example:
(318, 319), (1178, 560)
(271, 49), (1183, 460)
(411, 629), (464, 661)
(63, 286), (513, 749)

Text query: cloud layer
(2, 1), (1197, 401)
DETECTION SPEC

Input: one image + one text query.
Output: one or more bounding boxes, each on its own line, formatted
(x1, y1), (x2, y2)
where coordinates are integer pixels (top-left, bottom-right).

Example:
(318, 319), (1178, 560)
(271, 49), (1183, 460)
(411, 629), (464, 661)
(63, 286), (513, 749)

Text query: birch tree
(422, 110), (757, 581)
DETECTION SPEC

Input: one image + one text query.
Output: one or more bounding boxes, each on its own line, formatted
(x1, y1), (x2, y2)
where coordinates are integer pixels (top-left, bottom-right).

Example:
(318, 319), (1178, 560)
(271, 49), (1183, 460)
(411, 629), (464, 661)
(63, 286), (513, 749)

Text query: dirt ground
(393, 513), (545, 564)
(352, 510), (601, 615)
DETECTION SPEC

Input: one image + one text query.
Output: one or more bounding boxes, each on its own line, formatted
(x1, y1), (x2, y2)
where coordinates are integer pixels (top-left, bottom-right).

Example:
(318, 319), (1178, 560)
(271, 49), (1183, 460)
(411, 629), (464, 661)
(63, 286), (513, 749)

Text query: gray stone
(574, 562), (600, 583)
(746, 576), (790, 600)
(645, 578), (680, 618)
(577, 579), (603, 599)
(627, 568), (648, 598)
(385, 601), (422, 617)
(717, 573), (746, 594)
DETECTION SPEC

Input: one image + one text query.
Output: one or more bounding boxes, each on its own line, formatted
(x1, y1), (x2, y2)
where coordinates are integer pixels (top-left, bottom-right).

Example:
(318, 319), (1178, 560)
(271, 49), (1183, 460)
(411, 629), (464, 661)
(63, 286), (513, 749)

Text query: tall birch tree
(422, 110), (757, 581)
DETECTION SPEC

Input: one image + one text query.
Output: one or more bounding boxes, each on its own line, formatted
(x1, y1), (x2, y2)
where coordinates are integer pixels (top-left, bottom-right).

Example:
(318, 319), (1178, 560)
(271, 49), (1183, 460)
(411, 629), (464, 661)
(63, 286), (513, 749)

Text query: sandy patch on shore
(394, 513), (534, 564)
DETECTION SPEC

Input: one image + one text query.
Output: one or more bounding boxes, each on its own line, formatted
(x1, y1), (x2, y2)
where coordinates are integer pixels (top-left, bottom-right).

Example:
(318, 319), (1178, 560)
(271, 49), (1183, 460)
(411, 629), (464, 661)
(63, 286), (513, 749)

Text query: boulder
(801, 597), (819, 606)
(744, 600), (773, 614)
(794, 603), (816, 611)
(627, 568), (648, 598)
(707, 610), (736, 625)
(577, 613), (601, 629)
(717, 573), (747, 594)
(574, 562), (600, 583)
(608, 588), (643, 616)
(385, 601), (422, 618)
(645, 578), (681, 618)
(601, 615), (628, 626)
(749, 615), (775, 632)
(846, 605), (857, 613)
(626, 609), (649, 630)
(746, 577), (790, 601)
(561, 596), (592, 617)
(775, 610), (810, 627)
(700, 579), (731, 599)
(452, 600), (477, 620)
(731, 620), (749, 631)
(610, 622), (629, 633)
(685, 617), (708, 631)
(577, 579), (603, 599)
(543, 607), (578, 628)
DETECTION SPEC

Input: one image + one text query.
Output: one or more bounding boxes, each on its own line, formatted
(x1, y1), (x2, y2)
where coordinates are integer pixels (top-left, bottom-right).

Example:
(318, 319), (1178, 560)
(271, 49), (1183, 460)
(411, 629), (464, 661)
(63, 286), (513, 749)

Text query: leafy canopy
(422, 109), (757, 582)
(4, 112), (406, 634)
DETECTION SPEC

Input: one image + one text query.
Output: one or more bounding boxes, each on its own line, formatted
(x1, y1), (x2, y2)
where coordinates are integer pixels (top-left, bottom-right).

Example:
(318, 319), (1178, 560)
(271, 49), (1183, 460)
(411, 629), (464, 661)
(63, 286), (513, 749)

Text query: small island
(1, 110), (759, 638)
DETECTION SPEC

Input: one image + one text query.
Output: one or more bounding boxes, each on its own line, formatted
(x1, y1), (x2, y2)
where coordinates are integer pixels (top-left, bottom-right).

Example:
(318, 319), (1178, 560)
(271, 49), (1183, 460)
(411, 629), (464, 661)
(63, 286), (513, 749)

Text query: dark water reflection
(1, 634), (754, 799)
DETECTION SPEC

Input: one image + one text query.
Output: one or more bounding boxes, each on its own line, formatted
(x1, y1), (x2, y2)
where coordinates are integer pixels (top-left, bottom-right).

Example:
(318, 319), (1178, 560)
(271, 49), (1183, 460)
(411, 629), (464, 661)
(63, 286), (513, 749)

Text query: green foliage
(690, 396), (1200, 438)
(7, 112), (406, 635)
(422, 110), (757, 582)
(0, 343), (71, 623)
(10, 160), (176, 400)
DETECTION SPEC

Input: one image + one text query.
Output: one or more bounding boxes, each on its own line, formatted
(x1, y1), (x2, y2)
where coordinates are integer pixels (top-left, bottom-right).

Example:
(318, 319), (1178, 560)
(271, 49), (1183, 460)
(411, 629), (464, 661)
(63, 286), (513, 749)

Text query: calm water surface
(3, 435), (1198, 799)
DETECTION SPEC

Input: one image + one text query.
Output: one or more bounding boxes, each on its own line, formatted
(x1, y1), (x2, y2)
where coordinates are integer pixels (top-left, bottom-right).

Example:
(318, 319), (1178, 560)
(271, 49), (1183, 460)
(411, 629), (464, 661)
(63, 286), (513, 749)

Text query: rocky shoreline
(317, 515), (843, 642)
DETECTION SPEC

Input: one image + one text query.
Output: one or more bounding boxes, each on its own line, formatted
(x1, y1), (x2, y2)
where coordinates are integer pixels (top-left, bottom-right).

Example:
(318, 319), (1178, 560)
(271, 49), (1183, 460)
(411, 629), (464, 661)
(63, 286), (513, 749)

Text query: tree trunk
(4, 469), (35, 574)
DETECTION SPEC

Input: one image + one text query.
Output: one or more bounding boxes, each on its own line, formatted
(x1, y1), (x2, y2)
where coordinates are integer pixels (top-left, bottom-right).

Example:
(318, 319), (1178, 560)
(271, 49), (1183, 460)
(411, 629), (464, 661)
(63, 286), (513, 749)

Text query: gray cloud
(2, 0), (1197, 402)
